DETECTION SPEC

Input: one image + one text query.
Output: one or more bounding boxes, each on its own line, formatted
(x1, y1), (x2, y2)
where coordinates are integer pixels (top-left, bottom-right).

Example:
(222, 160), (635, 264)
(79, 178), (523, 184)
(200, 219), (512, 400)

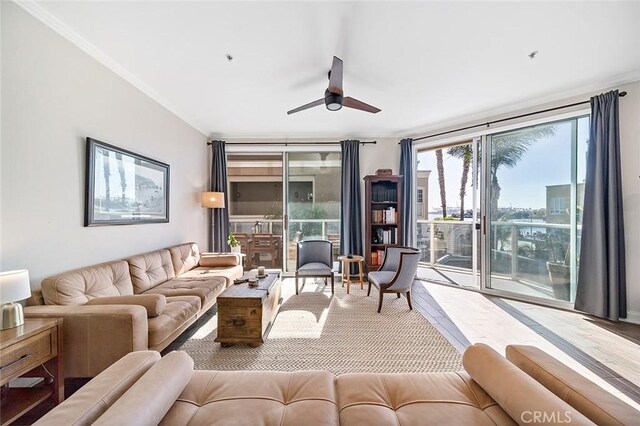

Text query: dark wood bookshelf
(364, 174), (403, 271)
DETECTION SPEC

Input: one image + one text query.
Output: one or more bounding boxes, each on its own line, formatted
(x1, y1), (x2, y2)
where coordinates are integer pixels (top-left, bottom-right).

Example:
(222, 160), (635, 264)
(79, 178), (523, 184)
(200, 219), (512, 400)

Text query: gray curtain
(210, 140), (230, 252)
(399, 138), (414, 247)
(340, 140), (363, 274)
(575, 90), (626, 320)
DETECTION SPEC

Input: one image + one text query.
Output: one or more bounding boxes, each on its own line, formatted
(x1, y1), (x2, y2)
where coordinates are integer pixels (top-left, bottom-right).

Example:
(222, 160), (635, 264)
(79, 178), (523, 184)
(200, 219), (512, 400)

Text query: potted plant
(545, 231), (570, 301)
(227, 233), (241, 254)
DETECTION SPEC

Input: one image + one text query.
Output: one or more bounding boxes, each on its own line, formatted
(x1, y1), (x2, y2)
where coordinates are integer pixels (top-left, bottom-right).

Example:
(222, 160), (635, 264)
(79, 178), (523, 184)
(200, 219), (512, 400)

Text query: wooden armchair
(251, 233), (279, 267)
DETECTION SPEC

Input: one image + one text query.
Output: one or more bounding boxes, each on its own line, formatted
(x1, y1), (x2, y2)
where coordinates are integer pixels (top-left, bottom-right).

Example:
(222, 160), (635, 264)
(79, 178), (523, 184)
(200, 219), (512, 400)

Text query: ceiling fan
(287, 56), (381, 115)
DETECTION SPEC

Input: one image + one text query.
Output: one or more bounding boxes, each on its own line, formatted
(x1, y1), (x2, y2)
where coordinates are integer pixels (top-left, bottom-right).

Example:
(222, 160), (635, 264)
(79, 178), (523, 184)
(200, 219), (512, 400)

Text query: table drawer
(0, 329), (54, 384)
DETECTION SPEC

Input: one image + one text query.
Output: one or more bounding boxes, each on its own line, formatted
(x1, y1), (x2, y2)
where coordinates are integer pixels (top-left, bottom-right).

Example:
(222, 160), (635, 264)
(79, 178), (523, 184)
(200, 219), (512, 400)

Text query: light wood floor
(411, 279), (640, 410)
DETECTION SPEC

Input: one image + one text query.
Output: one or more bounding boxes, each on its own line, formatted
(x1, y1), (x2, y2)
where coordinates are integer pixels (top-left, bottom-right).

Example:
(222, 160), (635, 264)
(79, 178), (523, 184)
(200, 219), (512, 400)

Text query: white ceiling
(22, 1), (640, 138)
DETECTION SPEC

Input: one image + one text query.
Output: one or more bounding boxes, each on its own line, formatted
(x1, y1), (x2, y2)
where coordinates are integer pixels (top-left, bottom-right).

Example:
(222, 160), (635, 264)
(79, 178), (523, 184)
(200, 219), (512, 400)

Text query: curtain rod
(404, 90), (628, 143)
(207, 140), (377, 146)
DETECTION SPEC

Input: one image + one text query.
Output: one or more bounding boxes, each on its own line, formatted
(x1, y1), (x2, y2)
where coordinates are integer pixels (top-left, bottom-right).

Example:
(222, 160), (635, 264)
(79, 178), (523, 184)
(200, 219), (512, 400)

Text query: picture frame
(84, 138), (170, 226)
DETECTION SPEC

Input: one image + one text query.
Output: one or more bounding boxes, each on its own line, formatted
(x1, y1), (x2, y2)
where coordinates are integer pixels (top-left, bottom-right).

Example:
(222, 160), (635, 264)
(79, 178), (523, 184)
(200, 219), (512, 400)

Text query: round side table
(337, 255), (365, 295)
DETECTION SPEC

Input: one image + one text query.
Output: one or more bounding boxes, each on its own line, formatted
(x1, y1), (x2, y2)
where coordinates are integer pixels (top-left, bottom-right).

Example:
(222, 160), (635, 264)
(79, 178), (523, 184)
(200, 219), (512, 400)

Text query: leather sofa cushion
(33, 351), (160, 426)
(160, 370), (339, 425)
(127, 250), (176, 293)
(94, 351), (193, 426)
(142, 276), (226, 308)
(336, 371), (514, 425)
(199, 253), (240, 267)
(463, 344), (594, 425)
(147, 296), (200, 348)
(506, 345), (638, 425)
(85, 294), (167, 317)
(168, 243), (201, 276)
(41, 260), (134, 305)
(179, 266), (242, 288)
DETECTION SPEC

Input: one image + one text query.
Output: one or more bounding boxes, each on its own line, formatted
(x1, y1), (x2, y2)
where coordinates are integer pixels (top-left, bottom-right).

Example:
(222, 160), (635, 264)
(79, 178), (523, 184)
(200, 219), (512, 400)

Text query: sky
(417, 116), (589, 212)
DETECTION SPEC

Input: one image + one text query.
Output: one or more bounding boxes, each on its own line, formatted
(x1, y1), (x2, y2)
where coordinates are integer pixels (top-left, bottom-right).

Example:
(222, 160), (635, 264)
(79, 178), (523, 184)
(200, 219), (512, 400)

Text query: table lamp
(0, 270), (31, 330)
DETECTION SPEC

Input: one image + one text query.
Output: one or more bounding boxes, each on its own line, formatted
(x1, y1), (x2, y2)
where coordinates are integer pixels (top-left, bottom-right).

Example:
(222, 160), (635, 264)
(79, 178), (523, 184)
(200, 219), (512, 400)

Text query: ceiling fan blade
(343, 97), (381, 113)
(287, 98), (325, 115)
(328, 56), (343, 95)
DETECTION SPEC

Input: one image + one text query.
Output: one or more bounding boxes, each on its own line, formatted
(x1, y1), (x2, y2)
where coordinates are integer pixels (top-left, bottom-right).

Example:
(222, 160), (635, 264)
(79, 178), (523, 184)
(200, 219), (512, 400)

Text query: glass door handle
(284, 215), (288, 231)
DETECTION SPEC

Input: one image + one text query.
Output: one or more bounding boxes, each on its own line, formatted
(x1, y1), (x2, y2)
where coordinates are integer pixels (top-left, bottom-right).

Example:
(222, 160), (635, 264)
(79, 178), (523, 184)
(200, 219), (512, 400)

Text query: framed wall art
(85, 138), (170, 226)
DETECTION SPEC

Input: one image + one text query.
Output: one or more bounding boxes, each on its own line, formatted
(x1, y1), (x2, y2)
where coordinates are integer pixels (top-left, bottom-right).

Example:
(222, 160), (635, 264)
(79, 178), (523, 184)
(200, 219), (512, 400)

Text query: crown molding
(14, 0), (209, 136)
(403, 70), (640, 139)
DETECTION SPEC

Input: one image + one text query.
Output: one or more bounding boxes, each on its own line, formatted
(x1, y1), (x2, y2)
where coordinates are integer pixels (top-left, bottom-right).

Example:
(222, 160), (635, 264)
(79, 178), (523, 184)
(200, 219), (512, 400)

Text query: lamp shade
(0, 270), (31, 304)
(201, 192), (225, 208)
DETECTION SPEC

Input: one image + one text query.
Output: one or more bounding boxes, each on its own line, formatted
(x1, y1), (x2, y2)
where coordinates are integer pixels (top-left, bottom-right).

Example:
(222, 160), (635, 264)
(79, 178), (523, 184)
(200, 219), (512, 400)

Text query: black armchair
(295, 240), (334, 295)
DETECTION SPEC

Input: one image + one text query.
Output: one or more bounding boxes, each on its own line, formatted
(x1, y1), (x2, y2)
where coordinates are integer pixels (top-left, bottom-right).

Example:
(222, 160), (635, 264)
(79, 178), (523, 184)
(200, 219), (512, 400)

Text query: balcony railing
(229, 216), (339, 240)
(417, 219), (577, 299)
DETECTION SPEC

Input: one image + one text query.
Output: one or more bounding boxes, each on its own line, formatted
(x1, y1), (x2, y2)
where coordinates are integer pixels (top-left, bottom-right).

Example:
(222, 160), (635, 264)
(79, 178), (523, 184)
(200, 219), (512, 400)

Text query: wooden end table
(215, 270), (282, 347)
(338, 255), (365, 295)
(0, 318), (63, 425)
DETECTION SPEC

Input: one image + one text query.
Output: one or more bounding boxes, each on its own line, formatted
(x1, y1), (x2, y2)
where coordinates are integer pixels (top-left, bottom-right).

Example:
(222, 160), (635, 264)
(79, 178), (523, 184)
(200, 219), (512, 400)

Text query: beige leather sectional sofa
(24, 242), (242, 378)
(35, 343), (637, 425)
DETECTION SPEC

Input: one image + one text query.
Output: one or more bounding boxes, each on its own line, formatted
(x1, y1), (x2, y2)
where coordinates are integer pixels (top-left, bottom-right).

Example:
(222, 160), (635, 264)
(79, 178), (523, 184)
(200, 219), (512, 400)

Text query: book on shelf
(370, 249), (386, 267)
(371, 207), (397, 224)
(373, 228), (398, 245)
(371, 186), (398, 202)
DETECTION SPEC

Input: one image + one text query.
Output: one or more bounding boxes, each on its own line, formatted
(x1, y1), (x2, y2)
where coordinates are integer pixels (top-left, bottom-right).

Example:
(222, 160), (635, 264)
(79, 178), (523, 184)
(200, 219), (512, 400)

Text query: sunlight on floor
(270, 280), (331, 339)
(418, 280), (640, 410)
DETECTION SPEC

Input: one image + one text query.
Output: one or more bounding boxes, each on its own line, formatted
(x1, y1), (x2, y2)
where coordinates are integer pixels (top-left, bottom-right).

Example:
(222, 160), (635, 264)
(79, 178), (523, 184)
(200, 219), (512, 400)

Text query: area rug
(176, 281), (463, 374)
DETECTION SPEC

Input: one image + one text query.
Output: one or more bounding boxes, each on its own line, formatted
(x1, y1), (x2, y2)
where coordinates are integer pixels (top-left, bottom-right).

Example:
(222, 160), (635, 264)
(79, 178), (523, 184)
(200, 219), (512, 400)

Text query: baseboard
(622, 310), (640, 325)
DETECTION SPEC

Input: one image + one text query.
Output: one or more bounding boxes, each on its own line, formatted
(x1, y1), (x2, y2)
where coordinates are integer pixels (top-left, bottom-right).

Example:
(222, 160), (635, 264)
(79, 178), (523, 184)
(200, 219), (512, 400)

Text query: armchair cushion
(85, 294), (167, 318)
(297, 262), (332, 276)
(367, 271), (396, 288)
(199, 253), (240, 267)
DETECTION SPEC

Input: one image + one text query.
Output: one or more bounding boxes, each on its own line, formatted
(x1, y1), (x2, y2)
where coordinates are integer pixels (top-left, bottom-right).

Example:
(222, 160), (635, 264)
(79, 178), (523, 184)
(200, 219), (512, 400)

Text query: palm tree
(435, 149), (446, 217)
(490, 125), (556, 217)
(101, 150), (111, 209)
(447, 144), (472, 220)
(115, 153), (127, 204)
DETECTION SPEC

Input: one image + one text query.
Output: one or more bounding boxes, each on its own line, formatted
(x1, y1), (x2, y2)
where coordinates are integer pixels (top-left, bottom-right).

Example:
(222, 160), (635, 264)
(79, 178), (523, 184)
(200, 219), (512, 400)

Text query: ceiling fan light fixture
(325, 91), (343, 111)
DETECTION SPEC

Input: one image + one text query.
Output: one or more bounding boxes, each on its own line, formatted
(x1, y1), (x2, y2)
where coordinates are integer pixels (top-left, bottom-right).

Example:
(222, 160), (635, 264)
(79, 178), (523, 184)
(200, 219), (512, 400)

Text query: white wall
(1, 2), (209, 289)
(412, 80), (640, 323)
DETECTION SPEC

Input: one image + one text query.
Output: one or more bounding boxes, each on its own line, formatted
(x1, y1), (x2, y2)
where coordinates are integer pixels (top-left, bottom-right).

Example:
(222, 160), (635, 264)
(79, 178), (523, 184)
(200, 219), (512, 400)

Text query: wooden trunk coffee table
(215, 270), (282, 347)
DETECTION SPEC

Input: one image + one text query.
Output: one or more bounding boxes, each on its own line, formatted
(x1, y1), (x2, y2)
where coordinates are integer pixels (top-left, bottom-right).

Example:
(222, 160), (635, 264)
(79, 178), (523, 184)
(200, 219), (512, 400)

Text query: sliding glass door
(226, 149), (341, 273)
(415, 114), (589, 307)
(483, 116), (589, 303)
(416, 138), (481, 289)
(285, 153), (341, 271)
(227, 154), (284, 269)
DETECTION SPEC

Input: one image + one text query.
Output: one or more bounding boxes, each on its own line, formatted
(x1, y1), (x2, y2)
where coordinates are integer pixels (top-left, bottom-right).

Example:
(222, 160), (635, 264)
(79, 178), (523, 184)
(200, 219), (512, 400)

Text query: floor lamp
(202, 191), (226, 252)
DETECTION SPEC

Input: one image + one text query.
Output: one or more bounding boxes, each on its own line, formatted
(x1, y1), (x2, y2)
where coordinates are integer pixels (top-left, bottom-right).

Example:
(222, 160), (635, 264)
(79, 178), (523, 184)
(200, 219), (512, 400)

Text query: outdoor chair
(251, 233), (279, 267)
(295, 240), (334, 295)
(367, 246), (421, 313)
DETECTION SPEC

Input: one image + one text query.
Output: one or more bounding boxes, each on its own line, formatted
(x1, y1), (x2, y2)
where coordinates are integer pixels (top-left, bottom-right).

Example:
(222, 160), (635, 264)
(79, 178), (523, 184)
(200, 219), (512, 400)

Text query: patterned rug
(176, 280), (463, 374)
